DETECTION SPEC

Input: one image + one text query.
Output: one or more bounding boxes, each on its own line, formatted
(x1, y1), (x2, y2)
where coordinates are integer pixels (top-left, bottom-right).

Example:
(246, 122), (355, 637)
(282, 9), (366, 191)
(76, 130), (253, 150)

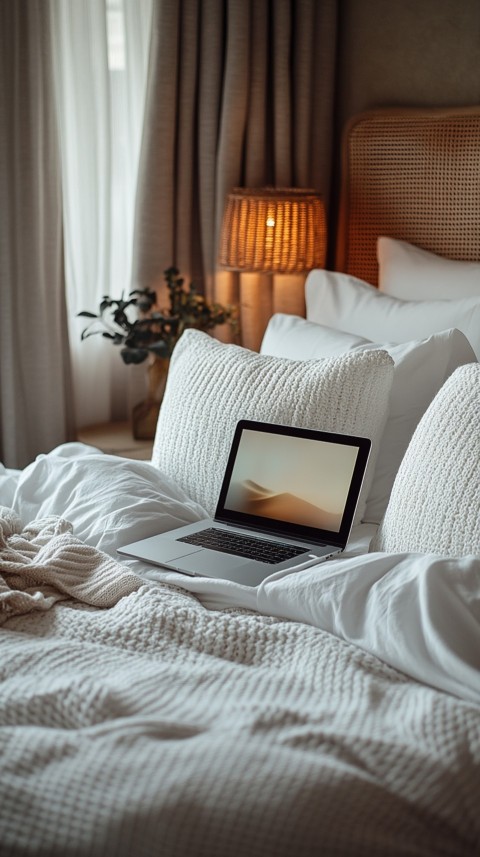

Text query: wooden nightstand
(77, 421), (154, 461)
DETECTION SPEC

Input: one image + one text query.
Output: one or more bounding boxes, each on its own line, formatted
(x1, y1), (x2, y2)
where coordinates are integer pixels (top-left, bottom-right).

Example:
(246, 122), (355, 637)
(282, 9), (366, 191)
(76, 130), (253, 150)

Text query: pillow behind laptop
(260, 314), (475, 523)
(152, 330), (394, 521)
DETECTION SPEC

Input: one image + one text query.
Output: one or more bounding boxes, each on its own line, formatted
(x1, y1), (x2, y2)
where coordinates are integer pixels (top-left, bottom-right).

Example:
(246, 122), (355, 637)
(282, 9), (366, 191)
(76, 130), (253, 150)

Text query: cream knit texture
(372, 364), (480, 555)
(0, 507), (143, 621)
(1, 509), (479, 855)
(153, 330), (394, 518)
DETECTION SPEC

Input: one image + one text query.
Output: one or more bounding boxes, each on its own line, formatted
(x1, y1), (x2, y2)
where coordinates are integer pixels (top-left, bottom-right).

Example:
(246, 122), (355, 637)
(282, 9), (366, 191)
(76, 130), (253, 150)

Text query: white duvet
(1, 445), (479, 856)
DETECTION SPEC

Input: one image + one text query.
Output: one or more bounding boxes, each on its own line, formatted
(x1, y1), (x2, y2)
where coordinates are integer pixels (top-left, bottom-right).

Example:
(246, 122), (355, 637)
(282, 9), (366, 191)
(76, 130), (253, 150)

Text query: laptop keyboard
(178, 528), (307, 565)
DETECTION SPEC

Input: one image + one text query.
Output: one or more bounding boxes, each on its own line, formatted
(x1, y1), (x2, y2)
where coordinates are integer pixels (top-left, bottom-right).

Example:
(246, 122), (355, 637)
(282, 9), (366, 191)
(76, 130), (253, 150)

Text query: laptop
(117, 420), (371, 587)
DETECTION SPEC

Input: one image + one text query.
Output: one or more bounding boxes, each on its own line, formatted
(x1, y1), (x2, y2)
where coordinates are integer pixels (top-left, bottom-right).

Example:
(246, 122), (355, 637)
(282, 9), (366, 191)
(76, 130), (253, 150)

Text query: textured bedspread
(1, 509), (480, 856)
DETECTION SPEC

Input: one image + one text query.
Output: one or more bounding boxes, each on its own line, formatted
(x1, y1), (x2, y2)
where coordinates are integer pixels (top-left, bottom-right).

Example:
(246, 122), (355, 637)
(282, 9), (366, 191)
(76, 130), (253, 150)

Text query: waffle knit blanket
(1, 508), (479, 856)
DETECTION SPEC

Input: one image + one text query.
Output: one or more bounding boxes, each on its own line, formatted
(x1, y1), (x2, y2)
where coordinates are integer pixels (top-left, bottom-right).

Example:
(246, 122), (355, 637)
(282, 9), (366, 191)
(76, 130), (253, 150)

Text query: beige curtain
(0, 1), (74, 469)
(133, 0), (338, 350)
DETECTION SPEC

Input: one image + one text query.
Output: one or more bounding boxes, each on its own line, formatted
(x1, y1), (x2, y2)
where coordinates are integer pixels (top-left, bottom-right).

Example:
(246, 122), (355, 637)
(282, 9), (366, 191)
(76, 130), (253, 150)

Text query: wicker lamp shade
(218, 187), (326, 274)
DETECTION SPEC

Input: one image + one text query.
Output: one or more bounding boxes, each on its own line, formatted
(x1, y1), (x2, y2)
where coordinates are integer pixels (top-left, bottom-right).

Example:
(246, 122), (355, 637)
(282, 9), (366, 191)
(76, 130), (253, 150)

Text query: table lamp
(218, 187), (326, 349)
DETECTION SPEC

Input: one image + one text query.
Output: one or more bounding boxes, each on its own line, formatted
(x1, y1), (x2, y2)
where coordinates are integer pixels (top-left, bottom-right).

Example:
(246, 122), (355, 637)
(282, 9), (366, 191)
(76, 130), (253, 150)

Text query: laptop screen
(215, 421), (371, 547)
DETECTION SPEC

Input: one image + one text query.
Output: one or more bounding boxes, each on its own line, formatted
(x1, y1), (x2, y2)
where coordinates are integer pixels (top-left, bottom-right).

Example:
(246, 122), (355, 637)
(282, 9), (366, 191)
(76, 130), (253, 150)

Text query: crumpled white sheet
(0, 462), (20, 507)
(7, 442), (208, 557)
(147, 548), (480, 707)
(3, 443), (480, 706)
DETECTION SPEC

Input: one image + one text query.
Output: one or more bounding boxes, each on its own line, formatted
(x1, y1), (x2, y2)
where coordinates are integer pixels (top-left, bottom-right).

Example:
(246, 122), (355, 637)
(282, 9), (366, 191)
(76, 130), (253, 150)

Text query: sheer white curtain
(51, 0), (153, 427)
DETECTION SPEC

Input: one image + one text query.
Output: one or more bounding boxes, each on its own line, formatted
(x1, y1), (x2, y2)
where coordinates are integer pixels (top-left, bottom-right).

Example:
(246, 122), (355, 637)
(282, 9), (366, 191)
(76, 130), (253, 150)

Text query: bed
(1, 107), (479, 857)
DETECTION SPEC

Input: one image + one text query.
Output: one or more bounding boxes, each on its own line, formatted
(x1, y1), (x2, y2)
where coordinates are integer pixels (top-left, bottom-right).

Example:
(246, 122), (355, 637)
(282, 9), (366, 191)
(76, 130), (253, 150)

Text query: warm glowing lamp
(218, 187), (326, 274)
(218, 187), (326, 348)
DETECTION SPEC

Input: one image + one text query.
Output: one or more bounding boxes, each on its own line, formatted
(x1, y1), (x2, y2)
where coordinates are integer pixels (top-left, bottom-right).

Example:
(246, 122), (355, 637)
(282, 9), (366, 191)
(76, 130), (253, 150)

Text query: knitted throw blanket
(0, 506), (143, 622)
(1, 507), (480, 856)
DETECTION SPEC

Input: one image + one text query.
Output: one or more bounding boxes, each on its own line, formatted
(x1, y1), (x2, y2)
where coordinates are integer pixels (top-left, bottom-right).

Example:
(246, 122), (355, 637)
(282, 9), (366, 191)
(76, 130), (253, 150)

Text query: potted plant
(78, 266), (237, 438)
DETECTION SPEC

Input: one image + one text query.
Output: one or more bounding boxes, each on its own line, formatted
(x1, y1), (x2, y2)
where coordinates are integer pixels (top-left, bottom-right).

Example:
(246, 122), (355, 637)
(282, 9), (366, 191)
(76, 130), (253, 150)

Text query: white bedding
(3, 445), (479, 703)
(1, 446), (480, 856)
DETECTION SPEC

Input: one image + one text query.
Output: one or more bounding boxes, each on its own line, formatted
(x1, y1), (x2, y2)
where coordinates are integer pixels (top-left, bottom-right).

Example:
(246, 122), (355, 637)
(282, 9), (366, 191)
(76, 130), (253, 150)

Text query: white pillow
(378, 236), (480, 301)
(152, 329), (394, 520)
(261, 314), (475, 523)
(305, 269), (480, 359)
(371, 364), (480, 556)
(261, 312), (367, 358)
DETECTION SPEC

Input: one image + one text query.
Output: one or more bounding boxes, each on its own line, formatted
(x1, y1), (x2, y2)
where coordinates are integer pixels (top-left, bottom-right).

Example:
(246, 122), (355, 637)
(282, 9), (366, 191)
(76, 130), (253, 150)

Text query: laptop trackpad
(174, 549), (250, 576)
(160, 539), (205, 561)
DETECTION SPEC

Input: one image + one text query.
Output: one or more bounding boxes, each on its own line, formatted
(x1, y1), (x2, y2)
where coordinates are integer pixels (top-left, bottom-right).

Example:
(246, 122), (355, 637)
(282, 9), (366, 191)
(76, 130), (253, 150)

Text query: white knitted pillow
(152, 330), (394, 518)
(371, 364), (480, 556)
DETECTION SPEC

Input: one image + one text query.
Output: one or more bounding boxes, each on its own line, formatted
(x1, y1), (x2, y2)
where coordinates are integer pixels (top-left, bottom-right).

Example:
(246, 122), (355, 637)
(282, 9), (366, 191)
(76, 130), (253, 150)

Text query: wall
(337, 0), (480, 127)
(328, 0), (480, 261)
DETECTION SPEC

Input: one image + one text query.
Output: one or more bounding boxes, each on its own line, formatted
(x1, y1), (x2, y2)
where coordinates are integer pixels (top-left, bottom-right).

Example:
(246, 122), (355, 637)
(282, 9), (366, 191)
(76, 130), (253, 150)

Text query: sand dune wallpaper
(225, 430), (359, 532)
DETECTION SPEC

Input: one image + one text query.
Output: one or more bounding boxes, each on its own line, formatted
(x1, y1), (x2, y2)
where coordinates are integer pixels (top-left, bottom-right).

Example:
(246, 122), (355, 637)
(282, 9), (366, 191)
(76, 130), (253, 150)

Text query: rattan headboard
(336, 106), (480, 286)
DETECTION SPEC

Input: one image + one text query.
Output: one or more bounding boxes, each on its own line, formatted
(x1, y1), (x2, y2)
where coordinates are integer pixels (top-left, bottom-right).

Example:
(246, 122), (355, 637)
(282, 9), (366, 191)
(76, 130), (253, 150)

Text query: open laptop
(117, 420), (371, 587)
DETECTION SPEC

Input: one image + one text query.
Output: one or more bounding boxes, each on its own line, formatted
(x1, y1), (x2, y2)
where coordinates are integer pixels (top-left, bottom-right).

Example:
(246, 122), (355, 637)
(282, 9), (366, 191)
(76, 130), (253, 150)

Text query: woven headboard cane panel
(336, 106), (480, 286)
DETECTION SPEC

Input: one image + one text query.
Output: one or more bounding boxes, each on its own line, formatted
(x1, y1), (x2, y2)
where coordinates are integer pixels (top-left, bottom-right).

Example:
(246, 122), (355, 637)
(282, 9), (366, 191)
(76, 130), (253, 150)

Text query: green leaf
(148, 340), (171, 358)
(79, 266), (237, 362)
(80, 328), (101, 340)
(120, 347), (149, 365)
